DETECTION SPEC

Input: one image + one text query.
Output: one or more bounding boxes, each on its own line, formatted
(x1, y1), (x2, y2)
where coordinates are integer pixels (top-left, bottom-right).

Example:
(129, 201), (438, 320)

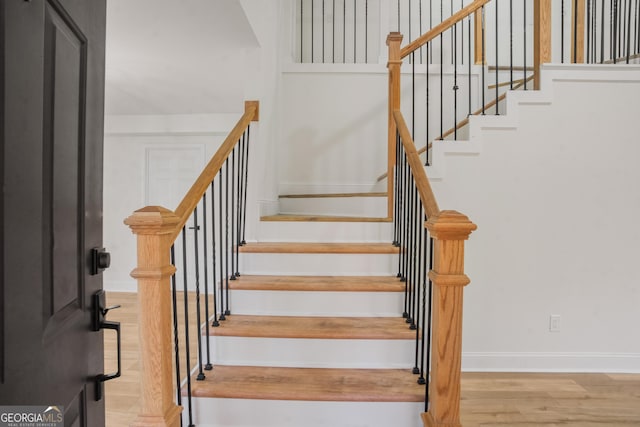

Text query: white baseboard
(104, 280), (137, 293)
(462, 352), (640, 373)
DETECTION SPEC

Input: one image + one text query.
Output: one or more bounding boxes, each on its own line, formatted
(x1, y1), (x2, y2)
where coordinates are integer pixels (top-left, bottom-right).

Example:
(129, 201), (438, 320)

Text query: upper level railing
(124, 101), (259, 427)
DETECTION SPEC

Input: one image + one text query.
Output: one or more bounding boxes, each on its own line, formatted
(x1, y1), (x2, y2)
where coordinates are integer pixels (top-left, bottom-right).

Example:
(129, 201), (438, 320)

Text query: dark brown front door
(1, 0), (107, 425)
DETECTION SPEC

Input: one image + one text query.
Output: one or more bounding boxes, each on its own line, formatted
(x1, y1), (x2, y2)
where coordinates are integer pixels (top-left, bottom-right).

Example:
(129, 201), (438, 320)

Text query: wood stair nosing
(259, 214), (393, 223)
(208, 315), (418, 340)
(239, 242), (399, 254)
(189, 365), (425, 402)
(228, 275), (405, 292)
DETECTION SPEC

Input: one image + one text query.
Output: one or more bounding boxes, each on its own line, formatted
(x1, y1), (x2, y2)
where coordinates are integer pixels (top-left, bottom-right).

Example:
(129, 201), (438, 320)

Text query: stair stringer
(426, 64), (640, 182)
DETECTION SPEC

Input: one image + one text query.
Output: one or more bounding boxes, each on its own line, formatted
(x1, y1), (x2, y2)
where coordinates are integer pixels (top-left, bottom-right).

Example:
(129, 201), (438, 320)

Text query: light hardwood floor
(104, 292), (640, 426)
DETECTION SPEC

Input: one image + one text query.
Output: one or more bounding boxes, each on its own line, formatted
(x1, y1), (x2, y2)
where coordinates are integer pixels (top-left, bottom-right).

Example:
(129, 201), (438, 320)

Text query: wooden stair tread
(260, 214), (392, 222)
(279, 192), (387, 199)
(229, 275), (404, 292)
(210, 315), (416, 339)
(239, 242), (399, 254)
(190, 365), (425, 402)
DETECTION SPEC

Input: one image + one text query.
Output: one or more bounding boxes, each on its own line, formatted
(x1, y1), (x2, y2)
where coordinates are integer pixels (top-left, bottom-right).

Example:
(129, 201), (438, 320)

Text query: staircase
(185, 228), (427, 427)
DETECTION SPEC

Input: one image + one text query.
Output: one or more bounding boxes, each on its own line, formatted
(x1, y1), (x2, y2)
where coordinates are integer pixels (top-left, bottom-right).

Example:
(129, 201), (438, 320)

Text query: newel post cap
(425, 210), (477, 241)
(124, 206), (180, 235)
(386, 32), (403, 45)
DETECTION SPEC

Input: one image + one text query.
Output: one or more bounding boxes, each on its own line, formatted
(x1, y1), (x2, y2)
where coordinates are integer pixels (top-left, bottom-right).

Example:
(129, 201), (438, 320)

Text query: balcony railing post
(422, 210), (477, 427)
(387, 32), (403, 219)
(125, 206), (182, 427)
(534, 0), (552, 89)
(571, 0), (586, 63)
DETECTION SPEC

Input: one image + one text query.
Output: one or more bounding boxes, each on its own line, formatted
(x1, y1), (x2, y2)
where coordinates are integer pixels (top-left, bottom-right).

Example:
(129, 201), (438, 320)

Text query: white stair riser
(279, 196), (387, 217)
(209, 336), (419, 369)
(189, 399), (424, 427)
(229, 290), (404, 317)
(256, 221), (393, 242)
(240, 253), (399, 276)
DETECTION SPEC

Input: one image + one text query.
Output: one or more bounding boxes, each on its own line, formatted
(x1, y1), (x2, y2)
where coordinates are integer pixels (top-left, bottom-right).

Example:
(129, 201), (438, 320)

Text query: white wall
(429, 65), (640, 372)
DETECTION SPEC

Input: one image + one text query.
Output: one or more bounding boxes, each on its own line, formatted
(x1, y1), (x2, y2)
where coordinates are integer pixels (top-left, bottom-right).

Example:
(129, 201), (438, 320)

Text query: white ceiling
(105, 0), (259, 115)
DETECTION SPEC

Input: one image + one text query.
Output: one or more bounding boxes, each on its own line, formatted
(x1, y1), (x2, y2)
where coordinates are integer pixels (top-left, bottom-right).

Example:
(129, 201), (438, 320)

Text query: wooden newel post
(422, 210), (477, 427)
(125, 206), (182, 427)
(571, 0), (586, 63)
(387, 32), (403, 219)
(534, 0), (552, 90)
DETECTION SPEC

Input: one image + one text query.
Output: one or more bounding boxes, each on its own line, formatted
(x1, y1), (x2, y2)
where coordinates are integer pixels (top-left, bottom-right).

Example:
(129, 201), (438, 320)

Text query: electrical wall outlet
(549, 315), (561, 332)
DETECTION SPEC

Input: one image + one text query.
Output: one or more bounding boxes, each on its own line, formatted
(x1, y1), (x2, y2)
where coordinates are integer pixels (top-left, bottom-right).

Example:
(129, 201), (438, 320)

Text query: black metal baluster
(426, 43), (431, 166)
(406, 180), (416, 326)
(301, 0), (304, 62)
(402, 153), (410, 320)
(403, 151), (411, 288)
(218, 169), (226, 321)
(482, 6), (486, 112)
(524, 0), (527, 89)
(230, 148), (236, 281)
(224, 158), (230, 316)
(191, 208), (206, 382)
(170, 246), (183, 427)
(181, 227), (195, 427)
(468, 12), (472, 117)
(236, 138), (245, 277)
(510, 0), (514, 88)
(587, 0), (592, 62)
(495, 0), (499, 115)
(241, 128), (251, 245)
(394, 132), (401, 246)
(417, 220), (428, 385)
(235, 142), (243, 276)
(413, 205), (424, 375)
(601, 0), (606, 62)
(627, 0), (633, 61)
(614, 0), (619, 63)
(354, 0), (357, 62)
(440, 0), (444, 136)
(398, 0), (401, 32)
(202, 194), (213, 368)
(562, 0), (565, 62)
(410, 183), (418, 327)
(210, 182), (220, 328)
(454, 24), (459, 139)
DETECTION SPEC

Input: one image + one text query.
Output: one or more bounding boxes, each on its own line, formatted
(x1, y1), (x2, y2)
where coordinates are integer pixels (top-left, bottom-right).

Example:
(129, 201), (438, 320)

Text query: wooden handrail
(393, 110), (476, 427)
(172, 100), (259, 241)
(400, 0), (491, 59)
(393, 110), (440, 218)
(125, 100), (259, 427)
